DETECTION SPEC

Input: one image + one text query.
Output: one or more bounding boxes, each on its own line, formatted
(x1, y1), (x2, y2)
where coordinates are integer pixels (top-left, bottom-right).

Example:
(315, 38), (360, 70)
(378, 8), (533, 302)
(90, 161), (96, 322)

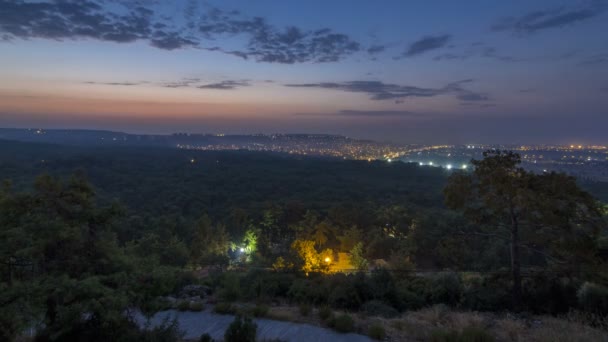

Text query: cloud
(285, 79), (489, 102)
(578, 53), (608, 66)
(0, 0), (197, 49)
(295, 109), (423, 118)
(337, 110), (422, 117)
(433, 43), (575, 63)
(492, 2), (606, 35)
(404, 35), (451, 57)
(0, 1), (361, 64)
(197, 80), (250, 90)
(367, 45), (386, 54)
(198, 9), (361, 64)
(162, 78), (201, 88)
(84, 81), (143, 86)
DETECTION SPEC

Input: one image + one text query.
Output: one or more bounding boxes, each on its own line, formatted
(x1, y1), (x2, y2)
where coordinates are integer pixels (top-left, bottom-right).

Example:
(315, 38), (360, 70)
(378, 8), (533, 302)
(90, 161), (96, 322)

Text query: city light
(239, 247), (245, 253)
(446, 164), (452, 170)
(429, 162), (433, 166)
(324, 257), (331, 263)
(462, 164), (468, 169)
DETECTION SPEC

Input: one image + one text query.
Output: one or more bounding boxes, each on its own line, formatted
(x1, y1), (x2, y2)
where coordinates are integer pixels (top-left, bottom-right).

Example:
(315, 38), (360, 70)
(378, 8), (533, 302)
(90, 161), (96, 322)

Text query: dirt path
(134, 308), (372, 341)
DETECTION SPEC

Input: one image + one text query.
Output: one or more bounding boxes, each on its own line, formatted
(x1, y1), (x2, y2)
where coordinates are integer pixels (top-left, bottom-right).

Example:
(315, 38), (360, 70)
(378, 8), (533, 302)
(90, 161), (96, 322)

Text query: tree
(349, 242), (369, 271)
(190, 215), (230, 266)
(291, 239), (332, 275)
(444, 150), (603, 310)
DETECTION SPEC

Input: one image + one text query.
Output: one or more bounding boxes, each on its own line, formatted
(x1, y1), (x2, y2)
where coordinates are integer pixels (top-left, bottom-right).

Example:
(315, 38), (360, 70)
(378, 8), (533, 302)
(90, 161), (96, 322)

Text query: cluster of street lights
(416, 161), (468, 170)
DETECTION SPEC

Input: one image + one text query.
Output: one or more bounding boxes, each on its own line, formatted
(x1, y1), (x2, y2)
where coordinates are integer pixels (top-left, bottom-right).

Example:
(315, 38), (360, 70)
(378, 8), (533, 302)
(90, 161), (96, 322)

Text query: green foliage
(349, 242), (369, 271)
(199, 333), (215, 342)
(362, 300), (399, 318)
(318, 305), (333, 321)
(368, 323), (386, 340)
(177, 301), (191, 311)
(218, 273), (242, 302)
(577, 282), (608, 314)
(331, 313), (355, 333)
(429, 272), (463, 307)
(299, 303), (312, 316)
(251, 304), (269, 317)
(190, 302), (205, 311)
(214, 302), (237, 315)
(224, 315), (257, 342)
(431, 326), (494, 342)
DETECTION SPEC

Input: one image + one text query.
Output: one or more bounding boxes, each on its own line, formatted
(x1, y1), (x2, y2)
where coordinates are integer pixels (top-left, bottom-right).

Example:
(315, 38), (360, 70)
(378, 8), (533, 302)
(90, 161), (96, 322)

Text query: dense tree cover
(0, 141), (607, 340)
(0, 174), (190, 341)
(445, 150), (605, 309)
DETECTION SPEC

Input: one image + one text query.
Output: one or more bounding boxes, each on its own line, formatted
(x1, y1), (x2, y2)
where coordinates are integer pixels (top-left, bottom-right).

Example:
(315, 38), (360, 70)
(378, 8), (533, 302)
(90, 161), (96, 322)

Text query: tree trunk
(510, 212), (522, 311)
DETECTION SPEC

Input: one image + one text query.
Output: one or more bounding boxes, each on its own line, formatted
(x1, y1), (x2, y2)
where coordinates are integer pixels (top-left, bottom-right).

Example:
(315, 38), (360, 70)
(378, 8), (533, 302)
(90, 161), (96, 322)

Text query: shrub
(190, 302), (205, 311)
(199, 333), (215, 342)
(522, 275), (578, 314)
(224, 315), (257, 342)
(428, 272), (462, 307)
(332, 314), (355, 333)
(219, 273), (242, 302)
(577, 282), (608, 315)
(318, 306), (333, 321)
(459, 326), (494, 342)
(329, 283), (363, 310)
(214, 302), (237, 315)
(251, 304), (269, 318)
(368, 323), (386, 340)
(361, 300), (399, 318)
(177, 301), (191, 311)
(461, 275), (510, 312)
(299, 303), (311, 316)
(430, 326), (494, 342)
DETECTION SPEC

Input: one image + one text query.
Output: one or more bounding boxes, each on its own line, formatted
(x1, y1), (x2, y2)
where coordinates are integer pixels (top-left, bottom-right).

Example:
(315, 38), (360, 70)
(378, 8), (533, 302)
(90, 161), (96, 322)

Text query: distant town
(2, 128), (607, 182)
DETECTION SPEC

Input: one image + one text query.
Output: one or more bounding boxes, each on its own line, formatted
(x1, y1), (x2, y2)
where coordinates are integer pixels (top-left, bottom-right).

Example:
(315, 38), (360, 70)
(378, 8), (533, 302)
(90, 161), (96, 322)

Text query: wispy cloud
(492, 2), (606, 35)
(404, 35), (451, 57)
(295, 109), (424, 118)
(285, 79), (490, 102)
(578, 53), (608, 66)
(197, 80), (250, 90)
(84, 81), (143, 86)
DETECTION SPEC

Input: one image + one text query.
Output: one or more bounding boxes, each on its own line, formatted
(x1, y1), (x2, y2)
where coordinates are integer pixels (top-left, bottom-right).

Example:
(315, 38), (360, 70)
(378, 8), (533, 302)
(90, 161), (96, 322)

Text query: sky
(0, 0), (607, 144)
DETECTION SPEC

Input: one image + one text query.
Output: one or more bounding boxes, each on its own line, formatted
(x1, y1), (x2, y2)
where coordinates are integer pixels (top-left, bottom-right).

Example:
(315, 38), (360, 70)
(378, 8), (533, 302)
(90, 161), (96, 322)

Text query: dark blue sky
(0, 0), (607, 144)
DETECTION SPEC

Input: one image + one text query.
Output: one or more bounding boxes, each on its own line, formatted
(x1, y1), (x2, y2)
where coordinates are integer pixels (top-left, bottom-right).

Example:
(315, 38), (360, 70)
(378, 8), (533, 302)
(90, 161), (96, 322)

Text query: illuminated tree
(291, 239), (333, 275)
(349, 242), (369, 271)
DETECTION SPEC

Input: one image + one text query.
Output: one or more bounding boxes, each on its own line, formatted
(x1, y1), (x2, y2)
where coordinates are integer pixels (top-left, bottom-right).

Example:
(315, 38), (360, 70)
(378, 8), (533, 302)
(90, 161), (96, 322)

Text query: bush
(219, 273), (242, 302)
(362, 300), (399, 318)
(522, 275), (578, 314)
(577, 282), (608, 315)
(332, 314), (355, 333)
(428, 272), (462, 307)
(251, 304), (269, 317)
(214, 302), (237, 315)
(224, 315), (257, 342)
(430, 326), (494, 342)
(318, 306), (333, 321)
(190, 302), (205, 311)
(459, 326), (494, 342)
(299, 303), (312, 316)
(461, 275), (510, 312)
(177, 301), (191, 311)
(368, 323), (386, 340)
(199, 333), (215, 342)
